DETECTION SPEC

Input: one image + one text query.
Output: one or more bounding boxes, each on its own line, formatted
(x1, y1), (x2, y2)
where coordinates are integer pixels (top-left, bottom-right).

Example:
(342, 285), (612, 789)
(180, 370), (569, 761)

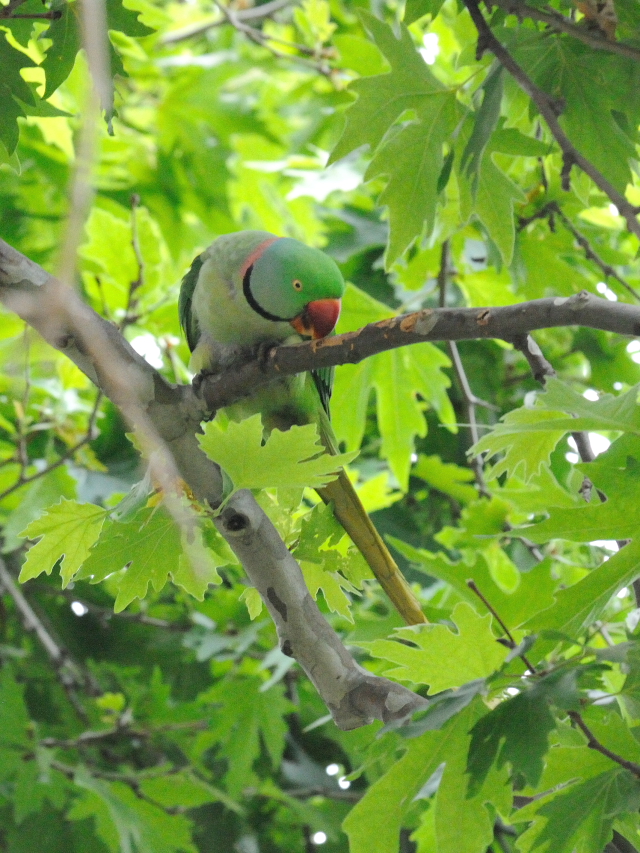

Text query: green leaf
(514, 36), (637, 193)
(388, 540), (558, 629)
(330, 13), (458, 263)
(343, 727), (450, 853)
(412, 454), (477, 504)
(536, 378), (640, 432)
(472, 407), (569, 482)
(333, 285), (454, 487)
(0, 33), (36, 154)
(473, 154), (525, 266)
(19, 499), (108, 585)
(515, 770), (640, 853)
(40, 4), (82, 99)
(300, 559), (358, 621)
(331, 13), (449, 162)
(358, 602), (509, 691)
(69, 767), (197, 853)
(76, 505), (223, 611)
(524, 461), (640, 542)
(198, 414), (356, 496)
(2, 465), (79, 553)
(467, 686), (557, 790)
(523, 536), (640, 637)
(194, 678), (292, 797)
(434, 702), (513, 853)
(0, 666), (30, 752)
(461, 65), (504, 182)
(404, 0), (445, 24)
(365, 96), (458, 265)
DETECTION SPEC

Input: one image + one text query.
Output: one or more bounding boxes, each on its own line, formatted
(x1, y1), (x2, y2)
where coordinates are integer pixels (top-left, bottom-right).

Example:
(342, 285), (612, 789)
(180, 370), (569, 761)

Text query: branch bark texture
(196, 290), (640, 413)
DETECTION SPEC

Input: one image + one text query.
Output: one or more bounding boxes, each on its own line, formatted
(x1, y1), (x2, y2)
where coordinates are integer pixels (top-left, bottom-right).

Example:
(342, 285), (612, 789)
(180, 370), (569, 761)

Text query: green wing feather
(179, 253), (204, 352)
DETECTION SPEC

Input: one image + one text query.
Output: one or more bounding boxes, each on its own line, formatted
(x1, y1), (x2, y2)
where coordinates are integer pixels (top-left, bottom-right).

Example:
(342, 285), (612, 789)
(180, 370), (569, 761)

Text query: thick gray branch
(218, 492), (427, 729)
(197, 290), (640, 412)
(0, 237), (426, 730)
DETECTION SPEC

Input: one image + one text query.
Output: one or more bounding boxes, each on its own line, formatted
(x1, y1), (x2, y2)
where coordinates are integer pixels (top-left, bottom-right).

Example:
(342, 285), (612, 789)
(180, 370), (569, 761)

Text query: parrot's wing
(179, 253), (204, 352)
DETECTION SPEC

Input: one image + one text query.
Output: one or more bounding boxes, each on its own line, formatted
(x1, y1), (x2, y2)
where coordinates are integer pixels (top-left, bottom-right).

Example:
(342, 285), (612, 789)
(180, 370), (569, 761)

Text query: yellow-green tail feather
(317, 470), (427, 626)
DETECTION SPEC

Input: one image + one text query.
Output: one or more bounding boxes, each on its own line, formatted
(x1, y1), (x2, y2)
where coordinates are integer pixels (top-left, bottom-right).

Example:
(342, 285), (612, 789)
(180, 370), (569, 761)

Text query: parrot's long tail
(317, 469), (427, 625)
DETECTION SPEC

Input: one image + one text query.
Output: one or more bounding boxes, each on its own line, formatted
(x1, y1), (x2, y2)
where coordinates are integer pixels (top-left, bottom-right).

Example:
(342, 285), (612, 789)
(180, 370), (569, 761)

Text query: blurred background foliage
(2, 0), (640, 849)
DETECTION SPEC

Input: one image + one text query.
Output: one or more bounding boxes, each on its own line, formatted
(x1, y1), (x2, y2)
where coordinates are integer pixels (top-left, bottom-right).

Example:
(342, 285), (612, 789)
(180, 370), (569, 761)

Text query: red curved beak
(290, 298), (341, 340)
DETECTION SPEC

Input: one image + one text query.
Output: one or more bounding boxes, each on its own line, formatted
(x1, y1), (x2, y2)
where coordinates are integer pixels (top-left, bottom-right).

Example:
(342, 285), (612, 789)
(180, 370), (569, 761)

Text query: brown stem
(567, 711), (640, 778)
(467, 579), (536, 672)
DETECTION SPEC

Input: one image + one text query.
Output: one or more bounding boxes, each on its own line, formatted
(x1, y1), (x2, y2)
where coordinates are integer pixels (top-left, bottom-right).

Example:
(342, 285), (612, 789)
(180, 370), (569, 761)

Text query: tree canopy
(1, 0), (640, 850)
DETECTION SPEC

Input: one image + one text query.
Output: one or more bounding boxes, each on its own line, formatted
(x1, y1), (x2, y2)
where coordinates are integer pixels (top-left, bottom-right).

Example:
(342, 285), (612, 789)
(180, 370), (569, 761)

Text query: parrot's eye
(292, 279), (303, 291)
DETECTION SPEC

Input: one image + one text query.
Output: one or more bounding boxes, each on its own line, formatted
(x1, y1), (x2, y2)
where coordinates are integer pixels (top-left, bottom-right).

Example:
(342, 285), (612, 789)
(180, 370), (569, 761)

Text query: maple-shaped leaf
(538, 378), (640, 434)
(19, 499), (108, 586)
(511, 36), (635, 193)
(365, 100), (458, 265)
(472, 406), (569, 482)
(69, 766), (197, 853)
(357, 602), (509, 692)
(524, 434), (640, 545)
(75, 506), (223, 611)
(329, 13), (459, 263)
(523, 536), (640, 638)
(194, 678), (292, 797)
(198, 414), (356, 496)
(468, 688), (557, 791)
(330, 12), (450, 162)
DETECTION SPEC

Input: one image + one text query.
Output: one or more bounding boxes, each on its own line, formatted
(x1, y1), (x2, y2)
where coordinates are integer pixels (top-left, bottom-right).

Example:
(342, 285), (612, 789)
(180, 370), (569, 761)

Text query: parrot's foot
(192, 367), (217, 395)
(254, 340), (277, 370)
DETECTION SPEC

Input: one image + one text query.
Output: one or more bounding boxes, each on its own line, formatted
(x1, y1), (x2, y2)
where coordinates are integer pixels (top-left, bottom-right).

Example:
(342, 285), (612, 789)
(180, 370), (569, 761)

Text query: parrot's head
(242, 237), (344, 340)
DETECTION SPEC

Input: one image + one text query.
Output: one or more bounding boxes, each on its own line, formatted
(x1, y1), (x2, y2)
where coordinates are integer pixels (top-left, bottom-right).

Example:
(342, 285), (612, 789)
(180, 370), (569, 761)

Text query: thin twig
(40, 718), (210, 749)
(33, 585), (191, 630)
(567, 711), (640, 778)
(160, 0), (296, 44)
(521, 202), (640, 302)
(509, 334), (609, 502)
(0, 557), (98, 719)
(467, 579), (536, 671)
(437, 240), (492, 496)
(488, 0), (640, 63)
(463, 0), (640, 241)
(0, 10), (62, 17)
(211, 0), (334, 75)
(121, 194), (145, 330)
(0, 391), (102, 503)
(50, 760), (186, 814)
(469, 576), (640, 779)
(551, 203), (640, 303)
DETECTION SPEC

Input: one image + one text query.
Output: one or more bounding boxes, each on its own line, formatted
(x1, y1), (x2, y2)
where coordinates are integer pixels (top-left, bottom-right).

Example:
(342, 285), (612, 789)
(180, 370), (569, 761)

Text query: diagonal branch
(0, 556), (99, 718)
(462, 0), (640, 240)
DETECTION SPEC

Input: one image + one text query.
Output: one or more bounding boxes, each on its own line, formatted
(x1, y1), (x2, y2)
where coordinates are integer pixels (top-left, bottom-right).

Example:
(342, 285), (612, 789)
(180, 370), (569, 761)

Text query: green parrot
(179, 230), (425, 626)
